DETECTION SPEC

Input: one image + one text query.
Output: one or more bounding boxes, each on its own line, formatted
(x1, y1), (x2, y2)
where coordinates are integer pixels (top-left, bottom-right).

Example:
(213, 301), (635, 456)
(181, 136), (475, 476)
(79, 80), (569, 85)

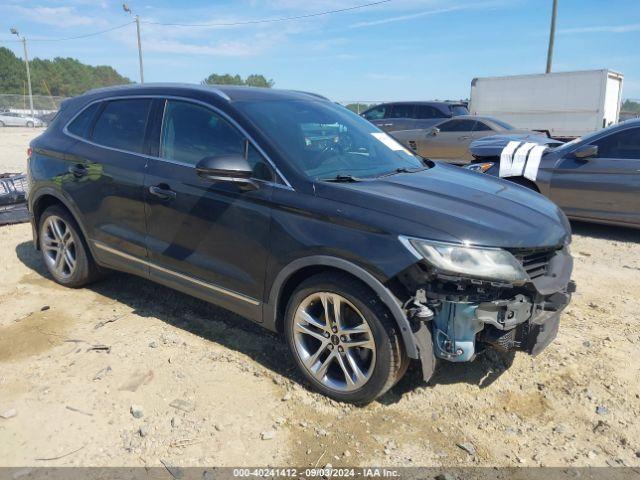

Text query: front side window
(451, 105), (470, 116)
(592, 127), (640, 159)
(161, 100), (275, 181)
(236, 99), (425, 180)
(91, 99), (151, 153)
(67, 102), (100, 138)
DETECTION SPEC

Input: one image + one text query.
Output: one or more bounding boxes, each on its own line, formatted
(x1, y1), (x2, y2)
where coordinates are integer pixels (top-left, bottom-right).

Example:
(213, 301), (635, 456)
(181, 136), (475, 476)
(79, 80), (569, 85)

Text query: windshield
(236, 100), (424, 180)
(451, 105), (469, 116)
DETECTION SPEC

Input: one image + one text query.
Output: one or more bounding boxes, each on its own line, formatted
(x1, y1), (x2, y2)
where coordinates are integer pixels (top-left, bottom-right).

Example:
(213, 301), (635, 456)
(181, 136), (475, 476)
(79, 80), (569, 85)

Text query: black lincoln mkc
(27, 84), (575, 403)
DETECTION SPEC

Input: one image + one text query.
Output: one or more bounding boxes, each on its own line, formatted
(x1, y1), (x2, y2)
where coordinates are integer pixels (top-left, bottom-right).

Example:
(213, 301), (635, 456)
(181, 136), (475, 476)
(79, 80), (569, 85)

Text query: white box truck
(468, 69), (623, 139)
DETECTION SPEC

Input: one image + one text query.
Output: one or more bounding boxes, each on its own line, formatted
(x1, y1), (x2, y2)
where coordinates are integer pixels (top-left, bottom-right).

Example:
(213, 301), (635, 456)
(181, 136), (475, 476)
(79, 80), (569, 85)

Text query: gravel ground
(1, 127), (639, 468)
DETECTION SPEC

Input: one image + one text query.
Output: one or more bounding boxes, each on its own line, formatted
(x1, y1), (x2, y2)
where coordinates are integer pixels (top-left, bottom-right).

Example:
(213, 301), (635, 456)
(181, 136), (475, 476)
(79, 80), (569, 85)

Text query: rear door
(549, 126), (640, 226)
(63, 97), (152, 277)
(421, 119), (477, 162)
(143, 98), (278, 319)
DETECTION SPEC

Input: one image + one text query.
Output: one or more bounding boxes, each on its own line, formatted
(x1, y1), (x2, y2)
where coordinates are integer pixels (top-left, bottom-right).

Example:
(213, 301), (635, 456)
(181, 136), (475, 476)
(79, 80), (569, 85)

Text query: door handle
(383, 123), (394, 127)
(68, 164), (88, 177)
(458, 135), (471, 140)
(148, 185), (176, 200)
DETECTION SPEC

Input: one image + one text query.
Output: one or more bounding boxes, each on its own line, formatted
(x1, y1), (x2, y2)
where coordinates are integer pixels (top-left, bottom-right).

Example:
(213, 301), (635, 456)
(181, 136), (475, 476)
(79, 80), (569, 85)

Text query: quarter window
(592, 127), (640, 159)
(160, 100), (275, 181)
(67, 102), (100, 138)
(474, 122), (492, 132)
(91, 99), (151, 154)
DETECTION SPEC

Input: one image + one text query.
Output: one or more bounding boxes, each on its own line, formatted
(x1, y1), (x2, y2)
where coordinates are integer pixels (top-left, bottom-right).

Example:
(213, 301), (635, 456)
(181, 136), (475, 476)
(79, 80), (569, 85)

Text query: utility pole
(546, 0), (558, 73)
(10, 28), (34, 119)
(123, 4), (144, 83)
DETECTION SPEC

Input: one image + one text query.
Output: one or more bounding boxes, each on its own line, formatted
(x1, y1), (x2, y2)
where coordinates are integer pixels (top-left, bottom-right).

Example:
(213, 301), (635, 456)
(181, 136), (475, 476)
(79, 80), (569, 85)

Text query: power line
(14, 21), (135, 43)
(141, 0), (392, 27)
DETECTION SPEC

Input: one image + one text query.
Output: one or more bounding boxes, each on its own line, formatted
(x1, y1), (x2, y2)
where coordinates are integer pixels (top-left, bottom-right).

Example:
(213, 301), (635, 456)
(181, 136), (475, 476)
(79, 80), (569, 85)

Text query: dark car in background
(28, 84), (574, 403)
(391, 115), (531, 164)
(466, 119), (640, 228)
(361, 101), (468, 132)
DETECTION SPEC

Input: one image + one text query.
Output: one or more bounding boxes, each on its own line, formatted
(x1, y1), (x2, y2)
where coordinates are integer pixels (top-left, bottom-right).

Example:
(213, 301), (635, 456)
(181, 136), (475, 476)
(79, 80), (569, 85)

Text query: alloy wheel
(42, 215), (77, 279)
(292, 292), (376, 392)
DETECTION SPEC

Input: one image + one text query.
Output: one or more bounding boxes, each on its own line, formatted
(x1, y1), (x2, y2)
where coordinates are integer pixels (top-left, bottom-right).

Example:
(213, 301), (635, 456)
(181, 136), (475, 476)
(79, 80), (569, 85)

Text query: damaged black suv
(27, 84), (575, 403)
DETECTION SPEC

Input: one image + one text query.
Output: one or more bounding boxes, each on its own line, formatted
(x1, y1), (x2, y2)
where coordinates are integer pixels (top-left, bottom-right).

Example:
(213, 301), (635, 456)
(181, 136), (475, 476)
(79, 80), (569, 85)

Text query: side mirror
(428, 127), (440, 137)
(573, 144), (598, 159)
(195, 154), (257, 189)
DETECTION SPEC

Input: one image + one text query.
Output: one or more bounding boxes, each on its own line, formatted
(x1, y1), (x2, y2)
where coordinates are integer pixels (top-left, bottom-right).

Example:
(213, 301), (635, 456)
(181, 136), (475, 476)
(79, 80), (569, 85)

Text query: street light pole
(10, 28), (34, 119)
(123, 4), (144, 83)
(546, 0), (558, 74)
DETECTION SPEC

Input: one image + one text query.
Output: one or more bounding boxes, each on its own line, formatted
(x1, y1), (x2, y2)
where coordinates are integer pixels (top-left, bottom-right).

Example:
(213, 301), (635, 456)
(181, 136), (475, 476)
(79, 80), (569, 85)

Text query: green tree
(0, 47), (130, 97)
(202, 72), (274, 88)
(622, 99), (640, 114)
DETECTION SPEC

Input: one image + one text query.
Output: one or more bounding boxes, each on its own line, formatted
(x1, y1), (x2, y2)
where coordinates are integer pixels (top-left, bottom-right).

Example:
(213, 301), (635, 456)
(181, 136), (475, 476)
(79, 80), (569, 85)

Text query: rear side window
(438, 119), (477, 132)
(363, 105), (386, 120)
(91, 99), (152, 154)
(387, 104), (413, 119)
(67, 102), (100, 138)
(474, 121), (492, 131)
(414, 105), (444, 119)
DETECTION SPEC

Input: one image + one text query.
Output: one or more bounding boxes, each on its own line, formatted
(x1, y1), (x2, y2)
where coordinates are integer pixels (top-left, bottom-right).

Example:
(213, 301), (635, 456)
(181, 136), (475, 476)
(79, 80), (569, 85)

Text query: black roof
(83, 83), (329, 102)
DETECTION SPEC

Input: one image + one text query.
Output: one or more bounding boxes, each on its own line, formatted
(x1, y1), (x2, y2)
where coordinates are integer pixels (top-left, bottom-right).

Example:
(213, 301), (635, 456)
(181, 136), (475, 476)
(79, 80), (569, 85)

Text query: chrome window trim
(62, 94), (294, 190)
(93, 241), (261, 306)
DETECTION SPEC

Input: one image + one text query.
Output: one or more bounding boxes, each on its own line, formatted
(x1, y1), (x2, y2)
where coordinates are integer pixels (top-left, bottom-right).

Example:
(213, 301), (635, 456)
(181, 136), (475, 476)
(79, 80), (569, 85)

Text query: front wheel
(285, 273), (407, 403)
(26, 121), (34, 128)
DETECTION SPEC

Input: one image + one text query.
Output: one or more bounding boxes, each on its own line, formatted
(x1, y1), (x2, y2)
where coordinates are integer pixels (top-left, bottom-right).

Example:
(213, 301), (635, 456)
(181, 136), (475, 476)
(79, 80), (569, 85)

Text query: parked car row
(361, 101), (468, 132)
(0, 111), (45, 127)
(28, 84), (575, 403)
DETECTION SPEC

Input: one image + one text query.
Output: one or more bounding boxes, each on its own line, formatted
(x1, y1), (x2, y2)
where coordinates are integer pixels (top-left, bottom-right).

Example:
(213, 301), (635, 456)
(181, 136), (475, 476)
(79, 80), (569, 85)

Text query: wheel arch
(30, 189), (89, 251)
(264, 256), (419, 359)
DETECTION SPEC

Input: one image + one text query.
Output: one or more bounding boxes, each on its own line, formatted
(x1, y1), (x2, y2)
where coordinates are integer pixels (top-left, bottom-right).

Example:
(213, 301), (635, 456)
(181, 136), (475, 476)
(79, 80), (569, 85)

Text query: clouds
(9, 5), (100, 28)
(559, 23), (640, 35)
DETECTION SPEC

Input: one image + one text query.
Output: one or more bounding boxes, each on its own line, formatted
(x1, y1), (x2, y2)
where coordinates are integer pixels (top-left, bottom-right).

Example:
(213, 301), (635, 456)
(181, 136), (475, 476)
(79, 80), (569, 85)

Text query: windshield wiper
(320, 174), (362, 183)
(377, 167), (425, 178)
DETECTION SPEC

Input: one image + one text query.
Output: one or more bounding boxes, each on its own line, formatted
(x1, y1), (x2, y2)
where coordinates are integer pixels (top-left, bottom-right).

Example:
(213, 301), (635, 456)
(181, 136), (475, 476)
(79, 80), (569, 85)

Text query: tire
(26, 121), (34, 128)
(39, 205), (101, 288)
(0, 121), (5, 127)
(285, 272), (407, 403)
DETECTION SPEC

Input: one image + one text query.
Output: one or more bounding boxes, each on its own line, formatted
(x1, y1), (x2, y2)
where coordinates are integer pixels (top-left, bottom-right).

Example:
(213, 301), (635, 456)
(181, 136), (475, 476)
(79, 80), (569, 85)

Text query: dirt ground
(1, 127), (639, 468)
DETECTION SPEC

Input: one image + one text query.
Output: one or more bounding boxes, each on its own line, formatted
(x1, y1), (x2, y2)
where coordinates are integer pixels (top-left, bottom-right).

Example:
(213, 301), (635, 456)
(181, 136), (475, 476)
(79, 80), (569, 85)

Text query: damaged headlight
(401, 237), (528, 284)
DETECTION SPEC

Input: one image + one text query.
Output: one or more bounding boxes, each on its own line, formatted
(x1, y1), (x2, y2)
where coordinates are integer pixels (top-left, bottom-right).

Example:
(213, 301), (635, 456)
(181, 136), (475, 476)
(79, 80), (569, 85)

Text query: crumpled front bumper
(408, 246), (575, 381)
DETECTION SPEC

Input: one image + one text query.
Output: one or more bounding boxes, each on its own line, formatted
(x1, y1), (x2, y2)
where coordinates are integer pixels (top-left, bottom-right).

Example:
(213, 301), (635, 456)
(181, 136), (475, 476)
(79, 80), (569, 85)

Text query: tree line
(0, 47), (131, 97)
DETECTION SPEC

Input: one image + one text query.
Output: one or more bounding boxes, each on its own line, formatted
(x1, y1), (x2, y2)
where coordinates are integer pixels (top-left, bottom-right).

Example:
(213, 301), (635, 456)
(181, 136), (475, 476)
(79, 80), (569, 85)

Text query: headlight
(465, 162), (494, 174)
(401, 237), (528, 284)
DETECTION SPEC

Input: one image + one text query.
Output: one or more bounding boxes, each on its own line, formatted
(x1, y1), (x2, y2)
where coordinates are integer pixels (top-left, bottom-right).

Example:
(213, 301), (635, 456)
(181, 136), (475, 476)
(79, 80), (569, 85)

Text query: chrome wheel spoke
(41, 216), (77, 280)
(313, 350), (336, 379)
(297, 310), (328, 332)
(293, 291), (376, 392)
(294, 320), (328, 343)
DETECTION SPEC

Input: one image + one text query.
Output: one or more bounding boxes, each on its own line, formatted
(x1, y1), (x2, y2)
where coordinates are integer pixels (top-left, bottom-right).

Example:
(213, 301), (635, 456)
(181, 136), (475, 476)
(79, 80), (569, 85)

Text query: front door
(549, 126), (640, 226)
(144, 99), (278, 320)
(421, 119), (477, 163)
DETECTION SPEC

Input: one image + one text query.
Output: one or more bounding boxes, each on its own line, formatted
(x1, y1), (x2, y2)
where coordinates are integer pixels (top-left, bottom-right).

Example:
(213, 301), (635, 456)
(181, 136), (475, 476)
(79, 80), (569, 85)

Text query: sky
(1, 0), (639, 102)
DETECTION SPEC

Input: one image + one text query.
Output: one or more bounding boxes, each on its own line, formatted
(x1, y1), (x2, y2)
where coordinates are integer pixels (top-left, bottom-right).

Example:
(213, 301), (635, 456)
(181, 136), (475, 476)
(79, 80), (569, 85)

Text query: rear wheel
(0, 121), (5, 127)
(39, 205), (100, 287)
(285, 273), (406, 403)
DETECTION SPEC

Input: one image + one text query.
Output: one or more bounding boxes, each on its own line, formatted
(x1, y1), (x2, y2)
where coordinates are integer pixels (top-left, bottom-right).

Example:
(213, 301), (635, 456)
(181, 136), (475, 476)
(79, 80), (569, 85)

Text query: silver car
(391, 115), (530, 164)
(0, 112), (44, 128)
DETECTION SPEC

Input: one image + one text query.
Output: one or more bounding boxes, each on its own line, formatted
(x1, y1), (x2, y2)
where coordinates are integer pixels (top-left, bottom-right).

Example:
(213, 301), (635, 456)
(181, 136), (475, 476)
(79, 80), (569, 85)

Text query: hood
(315, 163), (570, 249)
(470, 133), (563, 159)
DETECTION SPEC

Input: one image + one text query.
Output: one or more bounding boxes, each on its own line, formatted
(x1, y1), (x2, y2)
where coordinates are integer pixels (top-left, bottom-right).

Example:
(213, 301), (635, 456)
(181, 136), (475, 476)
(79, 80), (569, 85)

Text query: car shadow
(570, 220), (640, 243)
(16, 240), (516, 405)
